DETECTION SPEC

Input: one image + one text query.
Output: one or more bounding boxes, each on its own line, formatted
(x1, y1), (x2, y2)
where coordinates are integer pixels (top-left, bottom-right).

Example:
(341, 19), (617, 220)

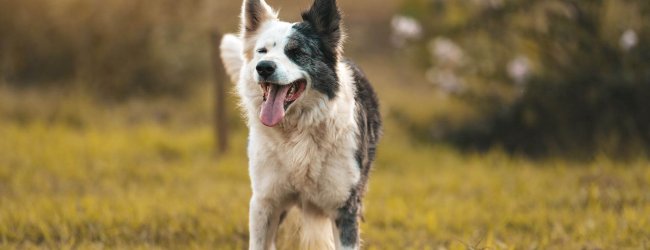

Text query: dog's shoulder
(344, 59), (381, 129)
(343, 59), (382, 165)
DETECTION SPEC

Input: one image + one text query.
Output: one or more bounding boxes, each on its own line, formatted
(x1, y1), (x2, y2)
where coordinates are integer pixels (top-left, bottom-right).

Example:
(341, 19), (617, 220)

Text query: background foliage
(0, 0), (221, 98)
(400, 0), (650, 157)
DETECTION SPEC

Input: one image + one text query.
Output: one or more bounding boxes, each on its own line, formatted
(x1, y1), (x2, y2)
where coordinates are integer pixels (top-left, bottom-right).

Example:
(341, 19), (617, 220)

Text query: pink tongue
(260, 84), (291, 127)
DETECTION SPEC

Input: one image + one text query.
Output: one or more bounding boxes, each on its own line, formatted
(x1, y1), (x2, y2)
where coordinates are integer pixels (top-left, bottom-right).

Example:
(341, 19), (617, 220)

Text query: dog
(220, 0), (381, 249)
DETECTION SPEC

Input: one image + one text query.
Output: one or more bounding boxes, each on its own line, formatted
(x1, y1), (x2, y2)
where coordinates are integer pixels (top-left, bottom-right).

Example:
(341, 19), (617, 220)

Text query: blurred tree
(402, 0), (650, 158)
(0, 0), (213, 99)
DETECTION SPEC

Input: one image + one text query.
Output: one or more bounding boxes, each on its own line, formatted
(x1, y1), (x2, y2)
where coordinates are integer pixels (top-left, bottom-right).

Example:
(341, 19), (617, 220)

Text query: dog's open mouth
(259, 79), (307, 127)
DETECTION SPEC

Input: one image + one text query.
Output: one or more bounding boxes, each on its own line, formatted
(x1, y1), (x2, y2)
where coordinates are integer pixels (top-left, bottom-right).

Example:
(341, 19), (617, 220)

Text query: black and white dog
(220, 0), (381, 249)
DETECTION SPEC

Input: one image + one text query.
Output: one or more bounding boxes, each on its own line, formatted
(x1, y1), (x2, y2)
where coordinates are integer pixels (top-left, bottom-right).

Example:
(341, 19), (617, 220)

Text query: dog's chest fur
(246, 65), (360, 211)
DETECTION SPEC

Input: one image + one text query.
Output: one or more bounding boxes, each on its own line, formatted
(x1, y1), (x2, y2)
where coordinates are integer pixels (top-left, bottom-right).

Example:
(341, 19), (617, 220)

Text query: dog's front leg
(249, 196), (282, 250)
(335, 193), (361, 250)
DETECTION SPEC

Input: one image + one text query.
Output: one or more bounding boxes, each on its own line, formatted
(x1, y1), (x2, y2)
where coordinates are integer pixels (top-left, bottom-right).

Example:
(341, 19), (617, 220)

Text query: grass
(0, 85), (649, 250)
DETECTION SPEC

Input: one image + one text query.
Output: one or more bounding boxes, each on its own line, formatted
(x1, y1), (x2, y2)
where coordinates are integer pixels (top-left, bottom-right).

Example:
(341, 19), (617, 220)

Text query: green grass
(0, 86), (649, 249)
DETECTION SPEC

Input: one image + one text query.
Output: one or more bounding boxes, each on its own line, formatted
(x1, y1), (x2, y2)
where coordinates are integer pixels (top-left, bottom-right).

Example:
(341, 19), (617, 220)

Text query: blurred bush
(0, 0), (223, 99)
(400, 0), (650, 158)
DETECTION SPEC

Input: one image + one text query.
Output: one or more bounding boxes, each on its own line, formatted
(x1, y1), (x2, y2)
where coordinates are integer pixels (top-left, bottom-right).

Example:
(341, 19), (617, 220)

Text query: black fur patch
(335, 60), (382, 248)
(336, 189), (360, 247)
(348, 60), (381, 173)
(286, 23), (339, 99)
(301, 0), (342, 52)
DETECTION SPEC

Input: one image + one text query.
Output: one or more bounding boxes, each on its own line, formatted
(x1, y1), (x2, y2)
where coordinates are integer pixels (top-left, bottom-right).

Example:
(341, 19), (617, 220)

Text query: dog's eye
(257, 48), (268, 54)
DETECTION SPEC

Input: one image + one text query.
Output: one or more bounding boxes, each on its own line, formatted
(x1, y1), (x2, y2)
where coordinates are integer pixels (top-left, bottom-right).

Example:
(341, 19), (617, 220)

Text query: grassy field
(0, 85), (649, 250)
(2, 0), (649, 249)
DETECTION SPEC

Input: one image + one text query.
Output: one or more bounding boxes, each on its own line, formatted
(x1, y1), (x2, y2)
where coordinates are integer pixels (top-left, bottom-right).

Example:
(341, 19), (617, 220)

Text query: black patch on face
(286, 23), (339, 99)
(282, 0), (343, 99)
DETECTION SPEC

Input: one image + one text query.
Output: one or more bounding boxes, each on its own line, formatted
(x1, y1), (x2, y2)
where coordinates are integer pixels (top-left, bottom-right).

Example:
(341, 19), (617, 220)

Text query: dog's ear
(302, 0), (343, 51)
(241, 0), (276, 37)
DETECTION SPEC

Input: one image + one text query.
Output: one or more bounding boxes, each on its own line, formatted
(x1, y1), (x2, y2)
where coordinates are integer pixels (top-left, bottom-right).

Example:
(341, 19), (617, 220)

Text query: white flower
(390, 15), (422, 47)
(507, 55), (531, 85)
(471, 0), (504, 9)
(620, 29), (638, 51)
(429, 37), (464, 66)
(426, 68), (465, 94)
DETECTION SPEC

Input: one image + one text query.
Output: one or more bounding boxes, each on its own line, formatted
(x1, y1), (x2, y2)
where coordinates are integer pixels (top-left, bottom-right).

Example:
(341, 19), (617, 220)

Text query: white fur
(220, 4), (361, 250)
(251, 23), (306, 86)
(300, 208), (336, 250)
(220, 34), (244, 83)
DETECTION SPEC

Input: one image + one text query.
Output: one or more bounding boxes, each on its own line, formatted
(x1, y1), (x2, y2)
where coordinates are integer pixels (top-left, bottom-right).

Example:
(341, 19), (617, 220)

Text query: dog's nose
(256, 61), (277, 79)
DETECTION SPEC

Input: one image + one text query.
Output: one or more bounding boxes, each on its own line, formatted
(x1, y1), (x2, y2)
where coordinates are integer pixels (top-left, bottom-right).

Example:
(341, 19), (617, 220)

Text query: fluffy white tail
(300, 211), (335, 250)
(278, 207), (336, 250)
(219, 34), (244, 83)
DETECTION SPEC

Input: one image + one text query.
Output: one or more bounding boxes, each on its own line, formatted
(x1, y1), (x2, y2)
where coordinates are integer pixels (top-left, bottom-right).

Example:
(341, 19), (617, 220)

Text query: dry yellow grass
(0, 86), (649, 249)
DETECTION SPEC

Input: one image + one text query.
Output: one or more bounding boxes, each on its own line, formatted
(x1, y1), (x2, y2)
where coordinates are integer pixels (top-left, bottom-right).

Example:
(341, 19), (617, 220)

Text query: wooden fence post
(211, 30), (229, 156)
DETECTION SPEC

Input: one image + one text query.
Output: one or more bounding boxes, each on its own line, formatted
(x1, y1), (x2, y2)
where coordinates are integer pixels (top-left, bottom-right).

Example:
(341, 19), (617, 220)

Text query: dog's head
(239, 0), (343, 127)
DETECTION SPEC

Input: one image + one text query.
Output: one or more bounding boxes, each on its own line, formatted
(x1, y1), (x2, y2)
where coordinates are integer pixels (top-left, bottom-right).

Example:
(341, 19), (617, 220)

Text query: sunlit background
(1, 0), (649, 249)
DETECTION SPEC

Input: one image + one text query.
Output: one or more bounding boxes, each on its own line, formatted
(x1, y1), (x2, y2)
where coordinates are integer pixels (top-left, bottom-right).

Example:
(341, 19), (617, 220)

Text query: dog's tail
(300, 210), (335, 250)
(278, 207), (336, 250)
(219, 34), (244, 83)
